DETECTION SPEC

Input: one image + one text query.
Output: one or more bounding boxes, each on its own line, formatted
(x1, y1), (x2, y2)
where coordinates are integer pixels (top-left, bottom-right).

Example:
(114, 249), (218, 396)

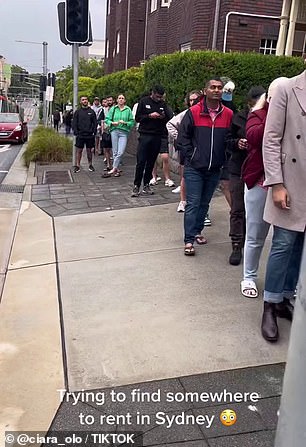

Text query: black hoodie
(73, 107), (97, 137)
(135, 96), (173, 135)
(226, 108), (249, 176)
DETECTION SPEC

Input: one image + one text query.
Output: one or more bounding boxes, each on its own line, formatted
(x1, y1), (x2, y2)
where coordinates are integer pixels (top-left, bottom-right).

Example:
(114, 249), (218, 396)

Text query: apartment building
(104, 0), (306, 74)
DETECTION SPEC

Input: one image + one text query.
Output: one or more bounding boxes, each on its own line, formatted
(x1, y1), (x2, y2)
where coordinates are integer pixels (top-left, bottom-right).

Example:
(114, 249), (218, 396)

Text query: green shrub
(66, 76), (97, 103)
(93, 67), (145, 107)
(143, 51), (304, 110)
(23, 126), (72, 167)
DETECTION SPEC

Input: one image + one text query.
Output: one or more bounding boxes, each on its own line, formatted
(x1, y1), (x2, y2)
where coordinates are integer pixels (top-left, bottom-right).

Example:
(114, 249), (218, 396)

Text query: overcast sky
(0, 0), (106, 73)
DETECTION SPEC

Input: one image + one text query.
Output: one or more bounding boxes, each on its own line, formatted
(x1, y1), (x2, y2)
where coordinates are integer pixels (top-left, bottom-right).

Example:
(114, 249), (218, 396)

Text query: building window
(180, 42), (191, 52)
(116, 30), (120, 54)
(107, 0), (111, 15)
(259, 39), (277, 55)
(150, 0), (157, 13)
(161, 0), (172, 6)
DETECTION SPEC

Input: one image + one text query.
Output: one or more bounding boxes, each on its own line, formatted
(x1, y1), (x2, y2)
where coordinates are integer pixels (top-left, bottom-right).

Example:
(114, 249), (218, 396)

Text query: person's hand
(150, 112), (161, 119)
(272, 184), (290, 209)
(112, 121), (119, 126)
(238, 138), (248, 150)
(157, 112), (165, 119)
(118, 120), (126, 124)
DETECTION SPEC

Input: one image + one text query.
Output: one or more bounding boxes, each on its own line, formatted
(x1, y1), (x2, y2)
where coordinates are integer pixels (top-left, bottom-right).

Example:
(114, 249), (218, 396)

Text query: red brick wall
(105, 0), (283, 74)
(217, 0), (282, 52)
(105, 0), (146, 74)
(128, 0), (147, 67)
(146, 0), (169, 57)
(167, 0), (194, 52)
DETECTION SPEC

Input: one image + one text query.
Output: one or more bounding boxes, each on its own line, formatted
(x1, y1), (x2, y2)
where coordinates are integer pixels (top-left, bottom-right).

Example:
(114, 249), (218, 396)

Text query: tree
(55, 58), (104, 107)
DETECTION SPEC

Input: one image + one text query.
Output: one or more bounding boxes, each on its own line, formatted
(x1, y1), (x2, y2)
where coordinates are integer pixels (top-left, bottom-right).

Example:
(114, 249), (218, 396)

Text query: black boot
(275, 299), (294, 321)
(261, 302), (279, 342)
(229, 242), (242, 266)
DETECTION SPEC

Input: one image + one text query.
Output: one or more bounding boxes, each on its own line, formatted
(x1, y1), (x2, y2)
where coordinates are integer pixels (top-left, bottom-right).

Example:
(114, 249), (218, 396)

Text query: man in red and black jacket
(177, 77), (233, 255)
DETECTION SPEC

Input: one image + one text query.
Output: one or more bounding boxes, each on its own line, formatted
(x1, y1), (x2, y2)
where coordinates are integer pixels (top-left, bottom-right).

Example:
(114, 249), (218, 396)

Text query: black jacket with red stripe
(177, 98), (233, 170)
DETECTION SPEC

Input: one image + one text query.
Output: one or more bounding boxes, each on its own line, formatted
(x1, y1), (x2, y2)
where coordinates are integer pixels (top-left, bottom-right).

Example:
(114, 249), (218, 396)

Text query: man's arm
(176, 110), (194, 159)
(263, 82), (289, 209)
(72, 110), (78, 135)
(92, 111), (97, 135)
(135, 99), (150, 123)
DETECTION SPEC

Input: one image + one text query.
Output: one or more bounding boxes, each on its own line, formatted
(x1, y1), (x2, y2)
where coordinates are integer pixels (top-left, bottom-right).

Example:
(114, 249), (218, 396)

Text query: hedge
(76, 51), (304, 111)
(92, 66), (145, 107)
(143, 51), (305, 110)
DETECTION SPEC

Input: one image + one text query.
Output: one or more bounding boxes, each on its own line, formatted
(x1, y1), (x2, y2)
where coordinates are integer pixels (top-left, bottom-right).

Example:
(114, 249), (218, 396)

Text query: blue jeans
(264, 226), (305, 303)
(184, 166), (220, 244)
(111, 129), (128, 169)
(243, 185), (270, 281)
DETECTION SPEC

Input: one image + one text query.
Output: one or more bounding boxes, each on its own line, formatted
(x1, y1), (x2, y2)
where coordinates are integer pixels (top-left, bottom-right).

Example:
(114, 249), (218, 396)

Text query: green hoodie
(105, 105), (135, 133)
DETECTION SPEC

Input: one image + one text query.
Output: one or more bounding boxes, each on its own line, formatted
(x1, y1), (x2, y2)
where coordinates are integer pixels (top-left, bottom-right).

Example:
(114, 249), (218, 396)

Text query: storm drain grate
(43, 170), (73, 184)
(0, 184), (24, 193)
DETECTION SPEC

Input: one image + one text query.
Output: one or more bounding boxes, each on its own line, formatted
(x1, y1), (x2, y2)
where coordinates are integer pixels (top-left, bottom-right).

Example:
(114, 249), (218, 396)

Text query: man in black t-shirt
(132, 85), (172, 197)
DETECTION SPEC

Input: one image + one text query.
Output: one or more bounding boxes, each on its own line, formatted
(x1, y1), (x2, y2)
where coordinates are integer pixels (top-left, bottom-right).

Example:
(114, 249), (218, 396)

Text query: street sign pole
(72, 43), (79, 167)
(42, 41), (48, 126)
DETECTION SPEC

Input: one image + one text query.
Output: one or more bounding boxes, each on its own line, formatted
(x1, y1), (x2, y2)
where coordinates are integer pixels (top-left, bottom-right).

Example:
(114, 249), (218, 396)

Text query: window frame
(259, 38), (277, 55)
(116, 30), (120, 54)
(150, 0), (158, 13)
(180, 42), (191, 52)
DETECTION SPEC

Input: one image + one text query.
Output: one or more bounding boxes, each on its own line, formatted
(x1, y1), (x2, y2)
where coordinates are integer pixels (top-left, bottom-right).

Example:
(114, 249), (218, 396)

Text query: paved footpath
(0, 149), (290, 447)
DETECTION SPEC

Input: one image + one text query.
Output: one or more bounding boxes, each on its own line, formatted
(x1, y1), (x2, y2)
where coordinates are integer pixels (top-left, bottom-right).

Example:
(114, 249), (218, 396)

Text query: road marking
(0, 145), (11, 153)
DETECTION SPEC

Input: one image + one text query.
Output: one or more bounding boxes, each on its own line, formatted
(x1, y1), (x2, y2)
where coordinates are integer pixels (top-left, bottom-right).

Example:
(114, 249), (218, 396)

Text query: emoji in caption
(220, 409), (237, 426)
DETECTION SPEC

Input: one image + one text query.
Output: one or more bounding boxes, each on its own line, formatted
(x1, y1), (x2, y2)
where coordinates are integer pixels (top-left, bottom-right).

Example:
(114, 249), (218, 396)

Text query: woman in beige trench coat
(261, 70), (306, 343)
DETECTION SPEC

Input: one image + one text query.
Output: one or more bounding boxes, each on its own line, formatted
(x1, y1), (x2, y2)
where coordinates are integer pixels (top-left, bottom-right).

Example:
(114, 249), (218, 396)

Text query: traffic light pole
(42, 41), (48, 126)
(72, 43), (79, 167)
(274, 242), (306, 447)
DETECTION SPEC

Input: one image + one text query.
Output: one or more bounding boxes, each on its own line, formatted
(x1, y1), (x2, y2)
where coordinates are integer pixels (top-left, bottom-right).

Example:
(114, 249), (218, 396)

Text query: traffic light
(65, 0), (89, 44)
(40, 75), (47, 91)
(47, 73), (56, 87)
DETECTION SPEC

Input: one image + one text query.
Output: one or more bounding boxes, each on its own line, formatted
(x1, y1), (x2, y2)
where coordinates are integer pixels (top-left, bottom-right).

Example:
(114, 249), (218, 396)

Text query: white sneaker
(165, 179), (175, 187)
(156, 176), (162, 182)
(177, 201), (186, 212)
(172, 185), (181, 194)
(149, 178), (158, 186)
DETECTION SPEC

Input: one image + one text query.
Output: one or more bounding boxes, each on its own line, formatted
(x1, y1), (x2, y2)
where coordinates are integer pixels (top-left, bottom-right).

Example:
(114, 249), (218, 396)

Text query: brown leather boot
(275, 299), (294, 321)
(229, 242), (242, 266)
(261, 302), (279, 342)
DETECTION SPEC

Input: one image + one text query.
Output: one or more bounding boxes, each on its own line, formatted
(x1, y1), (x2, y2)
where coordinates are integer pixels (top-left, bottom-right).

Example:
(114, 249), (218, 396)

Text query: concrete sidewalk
(0, 152), (289, 446)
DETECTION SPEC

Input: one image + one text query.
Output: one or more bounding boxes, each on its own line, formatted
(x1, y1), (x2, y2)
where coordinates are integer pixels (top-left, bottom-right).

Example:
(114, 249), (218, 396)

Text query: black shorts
(75, 136), (95, 149)
(159, 136), (169, 154)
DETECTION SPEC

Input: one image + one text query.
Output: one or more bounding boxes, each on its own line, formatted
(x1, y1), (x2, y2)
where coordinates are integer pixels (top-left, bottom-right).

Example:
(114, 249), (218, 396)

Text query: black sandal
(184, 245), (195, 256)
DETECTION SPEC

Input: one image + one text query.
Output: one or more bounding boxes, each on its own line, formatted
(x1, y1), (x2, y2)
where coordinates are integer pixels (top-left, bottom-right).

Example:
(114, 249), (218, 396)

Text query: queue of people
(68, 70), (305, 344)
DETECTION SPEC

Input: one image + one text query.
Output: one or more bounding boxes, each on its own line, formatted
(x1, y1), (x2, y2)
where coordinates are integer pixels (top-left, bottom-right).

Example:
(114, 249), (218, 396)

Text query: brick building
(104, 0), (306, 74)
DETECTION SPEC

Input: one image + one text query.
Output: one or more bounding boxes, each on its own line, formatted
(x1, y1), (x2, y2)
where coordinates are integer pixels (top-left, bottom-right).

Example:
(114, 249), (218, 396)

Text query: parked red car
(0, 113), (28, 144)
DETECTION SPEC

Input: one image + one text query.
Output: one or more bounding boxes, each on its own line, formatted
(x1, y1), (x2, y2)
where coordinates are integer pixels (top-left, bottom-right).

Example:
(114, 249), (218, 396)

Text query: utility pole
(72, 43), (79, 166)
(42, 41), (48, 125)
